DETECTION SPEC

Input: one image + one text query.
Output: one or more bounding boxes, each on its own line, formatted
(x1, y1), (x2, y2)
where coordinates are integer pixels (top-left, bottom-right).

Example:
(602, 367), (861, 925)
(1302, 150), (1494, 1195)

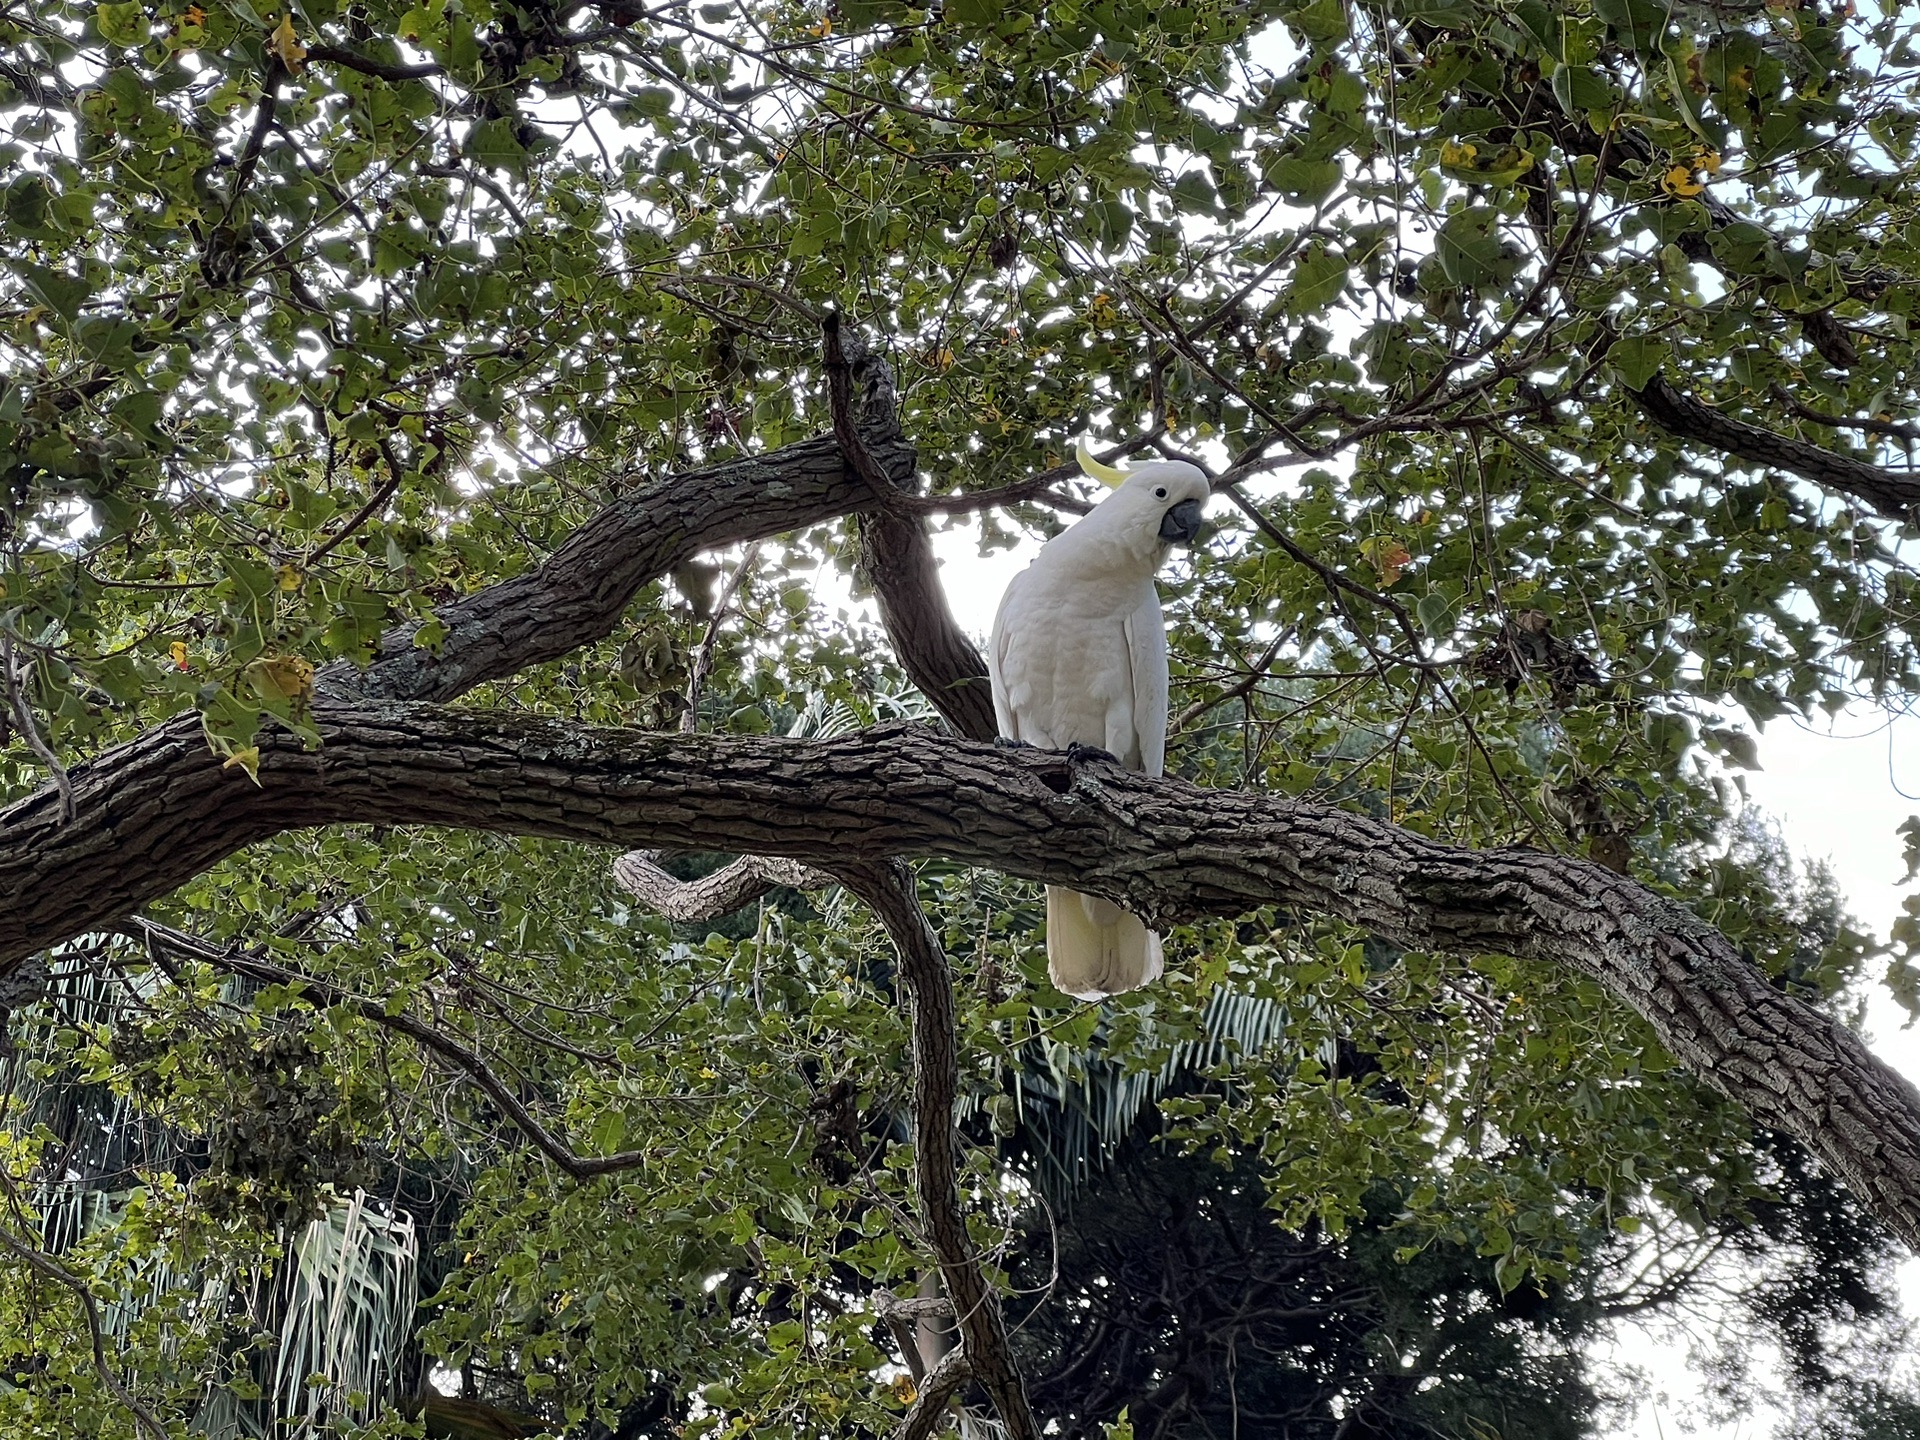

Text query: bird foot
(993, 735), (1035, 750)
(1065, 742), (1118, 765)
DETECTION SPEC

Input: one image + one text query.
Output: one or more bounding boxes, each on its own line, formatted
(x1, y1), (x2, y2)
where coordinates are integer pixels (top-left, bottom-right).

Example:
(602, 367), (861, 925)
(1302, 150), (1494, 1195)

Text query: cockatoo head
(1072, 440), (1211, 568)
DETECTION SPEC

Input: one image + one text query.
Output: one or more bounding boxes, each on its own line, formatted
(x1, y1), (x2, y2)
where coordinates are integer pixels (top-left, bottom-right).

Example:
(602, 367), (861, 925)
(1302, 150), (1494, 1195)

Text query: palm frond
(272, 1192), (420, 1429)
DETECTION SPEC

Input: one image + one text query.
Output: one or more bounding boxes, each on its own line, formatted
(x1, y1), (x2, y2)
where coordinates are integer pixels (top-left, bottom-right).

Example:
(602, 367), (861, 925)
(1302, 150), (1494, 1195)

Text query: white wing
(1122, 589), (1168, 777)
(988, 568), (1044, 744)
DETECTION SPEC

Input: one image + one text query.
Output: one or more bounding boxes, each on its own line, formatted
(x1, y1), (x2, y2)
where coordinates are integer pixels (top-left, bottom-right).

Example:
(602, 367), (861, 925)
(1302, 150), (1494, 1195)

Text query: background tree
(3, 0), (1920, 1434)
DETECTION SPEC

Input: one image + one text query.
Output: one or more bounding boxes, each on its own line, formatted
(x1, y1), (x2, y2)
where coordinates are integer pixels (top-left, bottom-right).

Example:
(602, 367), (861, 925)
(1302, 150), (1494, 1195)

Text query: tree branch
(894, 1345), (973, 1440)
(0, 627), (72, 823)
(857, 506), (1000, 741)
(611, 850), (832, 921)
(0, 1221), (170, 1440)
(1630, 374), (1920, 522)
(834, 859), (1039, 1440)
(123, 916), (656, 1179)
(819, 316), (1000, 741)
(318, 345), (912, 706)
(7, 710), (1920, 1248)
(305, 43), (447, 82)
(681, 540), (761, 733)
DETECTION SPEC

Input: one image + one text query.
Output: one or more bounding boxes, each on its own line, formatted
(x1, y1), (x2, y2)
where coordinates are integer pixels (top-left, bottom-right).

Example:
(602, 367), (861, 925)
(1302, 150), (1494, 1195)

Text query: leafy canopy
(2, 0), (1919, 1433)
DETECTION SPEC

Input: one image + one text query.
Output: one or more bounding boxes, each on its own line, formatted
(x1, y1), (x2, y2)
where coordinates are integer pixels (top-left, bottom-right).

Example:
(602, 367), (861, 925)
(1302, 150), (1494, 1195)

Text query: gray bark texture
(6, 706), (1920, 1247)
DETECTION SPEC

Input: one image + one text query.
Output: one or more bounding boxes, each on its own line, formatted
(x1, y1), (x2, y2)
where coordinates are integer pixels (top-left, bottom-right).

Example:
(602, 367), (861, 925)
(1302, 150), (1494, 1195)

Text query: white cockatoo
(988, 441), (1211, 1000)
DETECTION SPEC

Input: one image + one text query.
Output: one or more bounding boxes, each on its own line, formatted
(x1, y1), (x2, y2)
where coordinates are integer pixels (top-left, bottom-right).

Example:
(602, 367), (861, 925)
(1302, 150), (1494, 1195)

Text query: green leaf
(1434, 207), (1505, 287)
(18, 264), (90, 321)
(1607, 335), (1667, 389)
(94, 0), (149, 46)
(1089, 199), (1134, 251)
(1261, 154), (1341, 205)
(1287, 245), (1348, 314)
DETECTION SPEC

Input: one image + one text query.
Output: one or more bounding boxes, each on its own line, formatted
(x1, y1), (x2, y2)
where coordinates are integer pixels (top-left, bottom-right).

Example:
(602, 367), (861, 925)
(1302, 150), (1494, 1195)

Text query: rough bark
(7, 707), (1920, 1248)
(319, 432), (908, 706)
(611, 850), (831, 919)
(893, 1348), (971, 1440)
(1630, 374), (1920, 523)
(821, 312), (1000, 743)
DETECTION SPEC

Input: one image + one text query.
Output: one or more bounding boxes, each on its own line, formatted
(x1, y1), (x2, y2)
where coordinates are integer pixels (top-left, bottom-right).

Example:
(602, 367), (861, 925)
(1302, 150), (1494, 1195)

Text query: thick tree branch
(1630, 374), (1920, 522)
(611, 850), (832, 920)
(834, 859), (1038, 1440)
(318, 425), (908, 704)
(7, 711), (1920, 1247)
(294, 317), (1000, 746)
(857, 507), (1000, 741)
(821, 317), (1000, 741)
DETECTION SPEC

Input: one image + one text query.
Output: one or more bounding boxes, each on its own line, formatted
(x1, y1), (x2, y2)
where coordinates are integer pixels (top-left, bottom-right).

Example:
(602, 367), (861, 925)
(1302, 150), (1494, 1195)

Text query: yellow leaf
(889, 1375), (918, 1405)
(221, 747), (262, 782)
(1439, 140), (1478, 167)
(246, 653), (315, 703)
(270, 13), (306, 70)
(169, 641), (190, 671)
(1662, 164), (1704, 196)
(1360, 535), (1412, 586)
(275, 563), (303, 592)
(1697, 149), (1723, 175)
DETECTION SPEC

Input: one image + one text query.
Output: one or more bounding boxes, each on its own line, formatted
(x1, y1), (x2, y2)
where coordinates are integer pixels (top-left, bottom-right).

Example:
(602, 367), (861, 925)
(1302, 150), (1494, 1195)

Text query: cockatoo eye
(1154, 486), (1167, 498)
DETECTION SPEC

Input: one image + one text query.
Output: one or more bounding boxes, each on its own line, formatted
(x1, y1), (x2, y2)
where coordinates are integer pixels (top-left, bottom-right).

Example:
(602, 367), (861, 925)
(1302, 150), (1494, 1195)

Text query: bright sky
(1603, 707), (1920, 1440)
(923, 526), (1920, 1440)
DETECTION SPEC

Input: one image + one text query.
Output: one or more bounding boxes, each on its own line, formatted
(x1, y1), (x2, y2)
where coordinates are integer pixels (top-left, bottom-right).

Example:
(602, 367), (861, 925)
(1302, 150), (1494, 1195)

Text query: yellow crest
(1075, 437), (1130, 488)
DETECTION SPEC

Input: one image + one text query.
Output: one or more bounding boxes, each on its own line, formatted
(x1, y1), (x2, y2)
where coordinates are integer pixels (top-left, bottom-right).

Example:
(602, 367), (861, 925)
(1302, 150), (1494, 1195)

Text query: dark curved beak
(1158, 499), (1205, 545)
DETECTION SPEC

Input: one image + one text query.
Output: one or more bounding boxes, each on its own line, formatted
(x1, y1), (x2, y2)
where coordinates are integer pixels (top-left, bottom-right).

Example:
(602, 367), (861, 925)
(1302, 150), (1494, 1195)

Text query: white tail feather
(1044, 885), (1164, 1000)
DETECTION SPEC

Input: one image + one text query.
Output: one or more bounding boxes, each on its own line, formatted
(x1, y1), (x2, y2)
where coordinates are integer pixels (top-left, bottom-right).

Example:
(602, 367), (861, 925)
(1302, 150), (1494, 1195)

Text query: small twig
(1170, 627), (1293, 735)
(1219, 483), (1439, 667)
(885, 464), (1088, 517)
(0, 1223), (170, 1440)
(682, 541), (761, 733)
(0, 627), (72, 822)
(833, 859), (1041, 1440)
(671, 271), (822, 324)
(419, 161), (530, 230)
(1768, 382), (1920, 443)
(308, 436), (409, 563)
(305, 42), (446, 82)
(224, 58), (285, 221)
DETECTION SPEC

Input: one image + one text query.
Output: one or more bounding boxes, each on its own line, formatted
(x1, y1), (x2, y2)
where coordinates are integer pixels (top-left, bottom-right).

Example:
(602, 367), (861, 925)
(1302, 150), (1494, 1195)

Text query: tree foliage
(3, 0), (1920, 1433)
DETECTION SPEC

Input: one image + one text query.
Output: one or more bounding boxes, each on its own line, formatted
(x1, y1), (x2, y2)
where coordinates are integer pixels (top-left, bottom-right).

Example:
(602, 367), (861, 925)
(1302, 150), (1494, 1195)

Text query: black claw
(993, 735), (1035, 750)
(1065, 742), (1118, 765)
